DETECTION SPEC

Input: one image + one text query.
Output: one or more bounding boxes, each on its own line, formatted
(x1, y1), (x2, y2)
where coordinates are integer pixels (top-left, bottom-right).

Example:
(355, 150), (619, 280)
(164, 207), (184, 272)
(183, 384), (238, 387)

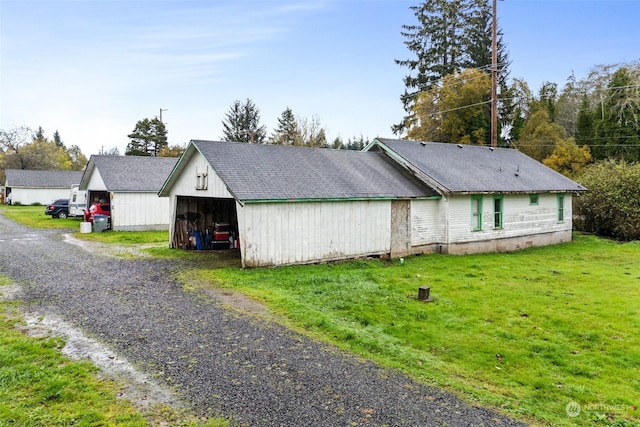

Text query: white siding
(86, 170), (107, 191)
(111, 192), (170, 231)
(168, 154), (233, 198)
(447, 193), (573, 244)
(237, 200), (391, 267)
(411, 199), (446, 245)
(10, 188), (70, 205)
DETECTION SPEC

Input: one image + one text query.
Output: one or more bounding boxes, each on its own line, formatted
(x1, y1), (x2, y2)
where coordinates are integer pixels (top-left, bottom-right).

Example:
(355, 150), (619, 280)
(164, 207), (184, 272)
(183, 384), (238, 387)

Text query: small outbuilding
(79, 155), (178, 231)
(3, 169), (83, 205)
(365, 138), (587, 255)
(158, 140), (438, 267)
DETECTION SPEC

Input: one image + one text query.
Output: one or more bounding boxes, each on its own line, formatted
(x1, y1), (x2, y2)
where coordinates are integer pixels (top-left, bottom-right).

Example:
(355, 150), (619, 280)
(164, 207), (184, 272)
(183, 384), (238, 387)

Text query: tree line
(0, 126), (88, 183)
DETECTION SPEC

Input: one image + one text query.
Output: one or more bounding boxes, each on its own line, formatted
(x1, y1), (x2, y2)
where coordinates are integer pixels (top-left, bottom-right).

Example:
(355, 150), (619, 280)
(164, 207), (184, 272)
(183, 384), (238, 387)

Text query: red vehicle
(84, 202), (111, 223)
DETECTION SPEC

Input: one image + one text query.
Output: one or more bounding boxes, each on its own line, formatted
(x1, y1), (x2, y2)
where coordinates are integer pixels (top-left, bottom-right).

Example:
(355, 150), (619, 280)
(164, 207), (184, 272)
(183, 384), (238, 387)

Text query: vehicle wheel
(58, 211), (68, 219)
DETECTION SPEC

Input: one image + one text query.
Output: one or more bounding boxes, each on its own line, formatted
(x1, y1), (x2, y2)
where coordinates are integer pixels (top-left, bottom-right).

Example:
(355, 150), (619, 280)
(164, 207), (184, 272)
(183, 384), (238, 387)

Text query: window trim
(557, 194), (565, 223)
(529, 194), (539, 205)
(471, 195), (483, 231)
(493, 195), (504, 229)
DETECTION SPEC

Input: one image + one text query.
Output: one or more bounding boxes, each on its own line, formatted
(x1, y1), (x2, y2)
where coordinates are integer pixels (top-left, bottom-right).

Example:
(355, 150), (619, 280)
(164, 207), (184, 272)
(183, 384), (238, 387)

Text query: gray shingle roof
(188, 140), (438, 201)
(373, 138), (587, 194)
(4, 169), (83, 188)
(82, 156), (178, 192)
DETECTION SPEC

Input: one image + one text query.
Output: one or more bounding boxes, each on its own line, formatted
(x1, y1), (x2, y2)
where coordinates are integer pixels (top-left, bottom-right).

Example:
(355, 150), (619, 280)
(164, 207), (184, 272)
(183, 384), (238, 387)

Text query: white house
(365, 138), (587, 255)
(3, 169), (83, 205)
(79, 155), (178, 231)
(158, 139), (586, 268)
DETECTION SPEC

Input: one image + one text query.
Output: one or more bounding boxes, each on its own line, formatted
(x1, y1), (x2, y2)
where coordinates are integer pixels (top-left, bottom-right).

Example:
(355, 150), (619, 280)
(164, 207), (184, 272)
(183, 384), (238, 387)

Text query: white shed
(79, 155), (178, 231)
(159, 140), (438, 268)
(3, 169), (83, 205)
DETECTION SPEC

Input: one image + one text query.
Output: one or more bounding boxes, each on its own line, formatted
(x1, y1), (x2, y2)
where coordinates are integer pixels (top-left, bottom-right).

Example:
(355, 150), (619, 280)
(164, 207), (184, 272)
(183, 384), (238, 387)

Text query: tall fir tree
(53, 130), (64, 148)
(394, 0), (509, 136)
(270, 107), (299, 145)
(222, 98), (267, 143)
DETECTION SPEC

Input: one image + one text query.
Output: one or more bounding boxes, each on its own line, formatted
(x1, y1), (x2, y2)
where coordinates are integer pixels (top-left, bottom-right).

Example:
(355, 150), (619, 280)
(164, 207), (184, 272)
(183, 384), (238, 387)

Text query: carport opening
(86, 191), (111, 224)
(173, 196), (238, 251)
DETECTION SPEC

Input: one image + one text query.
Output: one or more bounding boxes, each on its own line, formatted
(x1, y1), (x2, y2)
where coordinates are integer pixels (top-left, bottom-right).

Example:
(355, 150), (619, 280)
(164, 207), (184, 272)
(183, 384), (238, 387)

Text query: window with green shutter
(557, 194), (565, 223)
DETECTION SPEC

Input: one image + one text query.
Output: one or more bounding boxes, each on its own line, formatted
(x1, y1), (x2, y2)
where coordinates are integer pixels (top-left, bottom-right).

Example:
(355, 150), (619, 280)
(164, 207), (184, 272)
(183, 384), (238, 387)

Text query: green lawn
(1, 204), (81, 229)
(182, 234), (640, 427)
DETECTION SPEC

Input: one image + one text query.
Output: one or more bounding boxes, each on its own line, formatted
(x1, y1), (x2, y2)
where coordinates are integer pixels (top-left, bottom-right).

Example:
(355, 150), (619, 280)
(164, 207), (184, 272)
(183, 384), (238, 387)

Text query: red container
(213, 231), (230, 241)
(214, 222), (230, 232)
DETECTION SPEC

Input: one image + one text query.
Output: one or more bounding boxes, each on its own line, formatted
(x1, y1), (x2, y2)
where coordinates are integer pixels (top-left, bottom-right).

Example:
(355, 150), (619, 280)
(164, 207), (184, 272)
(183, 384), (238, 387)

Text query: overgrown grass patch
(187, 234), (640, 426)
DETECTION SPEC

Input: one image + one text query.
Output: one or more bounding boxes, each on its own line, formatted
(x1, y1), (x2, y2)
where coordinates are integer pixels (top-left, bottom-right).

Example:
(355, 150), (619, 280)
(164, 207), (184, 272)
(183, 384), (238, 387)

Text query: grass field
(181, 234), (640, 427)
(0, 204), (82, 229)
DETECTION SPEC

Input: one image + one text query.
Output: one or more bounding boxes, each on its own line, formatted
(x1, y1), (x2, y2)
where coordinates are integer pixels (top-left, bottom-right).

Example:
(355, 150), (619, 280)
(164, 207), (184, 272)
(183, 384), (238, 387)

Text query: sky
(1, 0), (638, 157)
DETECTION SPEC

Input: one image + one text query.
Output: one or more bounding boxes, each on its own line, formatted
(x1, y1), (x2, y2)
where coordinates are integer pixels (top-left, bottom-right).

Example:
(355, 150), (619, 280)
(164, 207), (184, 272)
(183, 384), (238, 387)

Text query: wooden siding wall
(447, 193), (572, 244)
(238, 200), (391, 267)
(411, 199), (446, 245)
(168, 153), (234, 199)
(111, 192), (171, 231)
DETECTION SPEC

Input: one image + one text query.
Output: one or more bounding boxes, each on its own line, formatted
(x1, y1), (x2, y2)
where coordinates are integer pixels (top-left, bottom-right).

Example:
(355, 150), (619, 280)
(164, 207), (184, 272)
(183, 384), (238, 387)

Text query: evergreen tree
(593, 67), (640, 161)
(53, 130), (63, 147)
(221, 99), (267, 143)
(576, 95), (596, 151)
(126, 118), (168, 156)
(34, 126), (45, 141)
(394, 0), (509, 135)
(270, 107), (299, 145)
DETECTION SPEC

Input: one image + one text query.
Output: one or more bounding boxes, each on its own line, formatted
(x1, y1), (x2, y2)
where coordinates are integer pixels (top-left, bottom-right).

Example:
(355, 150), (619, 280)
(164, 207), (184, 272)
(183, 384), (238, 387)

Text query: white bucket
(80, 222), (92, 233)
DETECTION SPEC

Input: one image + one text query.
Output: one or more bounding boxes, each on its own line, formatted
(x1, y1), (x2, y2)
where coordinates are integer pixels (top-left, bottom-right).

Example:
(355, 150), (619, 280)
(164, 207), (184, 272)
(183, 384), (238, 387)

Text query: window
(493, 195), (503, 229)
(471, 195), (483, 231)
(195, 171), (208, 190)
(529, 194), (539, 205)
(557, 194), (565, 222)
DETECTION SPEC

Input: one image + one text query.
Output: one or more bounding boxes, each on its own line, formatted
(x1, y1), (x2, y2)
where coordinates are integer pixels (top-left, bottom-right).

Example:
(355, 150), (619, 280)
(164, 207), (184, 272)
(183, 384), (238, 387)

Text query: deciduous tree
(407, 68), (491, 145)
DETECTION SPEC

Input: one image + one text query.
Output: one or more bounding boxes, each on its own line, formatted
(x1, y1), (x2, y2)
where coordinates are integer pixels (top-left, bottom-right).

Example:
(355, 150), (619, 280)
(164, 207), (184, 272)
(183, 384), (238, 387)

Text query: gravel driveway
(0, 214), (527, 427)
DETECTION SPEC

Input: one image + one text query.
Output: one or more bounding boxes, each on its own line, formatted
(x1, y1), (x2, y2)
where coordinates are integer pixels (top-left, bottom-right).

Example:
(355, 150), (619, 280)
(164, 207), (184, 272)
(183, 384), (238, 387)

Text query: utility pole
(159, 108), (167, 123)
(491, 0), (498, 148)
